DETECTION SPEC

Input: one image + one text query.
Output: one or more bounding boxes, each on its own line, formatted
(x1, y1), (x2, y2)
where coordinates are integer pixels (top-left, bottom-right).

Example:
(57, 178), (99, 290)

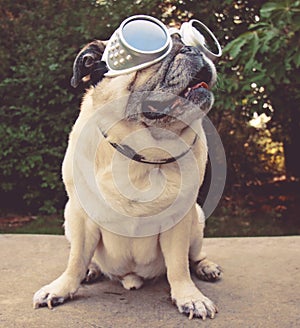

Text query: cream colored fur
(33, 62), (221, 320)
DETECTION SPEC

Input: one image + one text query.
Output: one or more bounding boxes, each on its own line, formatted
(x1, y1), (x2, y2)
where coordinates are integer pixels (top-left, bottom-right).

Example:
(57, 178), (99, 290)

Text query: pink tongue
(192, 82), (209, 90)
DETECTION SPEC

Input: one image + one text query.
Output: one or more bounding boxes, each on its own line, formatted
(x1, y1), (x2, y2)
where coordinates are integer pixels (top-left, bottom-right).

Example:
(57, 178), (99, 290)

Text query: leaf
(49, 63), (59, 71)
(223, 36), (248, 58)
(248, 72), (268, 84)
(260, 2), (286, 18)
(292, 13), (300, 31)
(249, 32), (260, 59)
(234, 32), (260, 71)
(245, 57), (255, 71)
(259, 28), (277, 53)
(248, 22), (269, 30)
(292, 52), (300, 68)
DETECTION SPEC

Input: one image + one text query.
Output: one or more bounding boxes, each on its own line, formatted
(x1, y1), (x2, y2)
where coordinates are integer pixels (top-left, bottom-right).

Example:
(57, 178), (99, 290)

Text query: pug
(33, 33), (222, 320)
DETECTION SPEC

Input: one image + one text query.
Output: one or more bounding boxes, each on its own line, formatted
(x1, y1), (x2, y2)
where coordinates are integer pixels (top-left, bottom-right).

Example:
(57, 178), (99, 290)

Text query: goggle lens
(122, 19), (168, 52)
(190, 20), (221, 58)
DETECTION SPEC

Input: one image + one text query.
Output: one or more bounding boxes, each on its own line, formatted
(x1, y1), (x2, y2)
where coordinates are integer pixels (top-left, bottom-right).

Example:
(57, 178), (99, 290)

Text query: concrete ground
(0, 234), (299, 328)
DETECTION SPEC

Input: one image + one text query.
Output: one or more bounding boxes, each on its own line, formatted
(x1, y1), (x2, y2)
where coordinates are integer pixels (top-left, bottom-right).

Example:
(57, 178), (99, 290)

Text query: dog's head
(71, 34), (217, 136)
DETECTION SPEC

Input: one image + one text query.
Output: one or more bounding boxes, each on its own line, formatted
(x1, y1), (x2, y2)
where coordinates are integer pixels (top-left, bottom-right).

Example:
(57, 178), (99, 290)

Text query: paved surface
(0, 234), (299, 328)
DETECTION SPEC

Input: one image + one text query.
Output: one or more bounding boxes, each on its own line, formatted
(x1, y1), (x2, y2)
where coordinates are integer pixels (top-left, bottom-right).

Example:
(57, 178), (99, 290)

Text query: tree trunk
(283, 100), (300, 180)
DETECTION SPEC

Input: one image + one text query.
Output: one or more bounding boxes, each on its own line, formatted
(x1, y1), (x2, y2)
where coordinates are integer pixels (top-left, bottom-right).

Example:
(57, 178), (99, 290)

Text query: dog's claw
(33, 287), (66, 310)
(47, 299), (53, 309)
(176, 292), (217, 320)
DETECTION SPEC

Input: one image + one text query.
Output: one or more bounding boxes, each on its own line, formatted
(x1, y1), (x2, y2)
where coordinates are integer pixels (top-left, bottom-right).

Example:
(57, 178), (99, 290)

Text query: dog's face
(71, 35), (216, 136)
(126, 35), (216, 129)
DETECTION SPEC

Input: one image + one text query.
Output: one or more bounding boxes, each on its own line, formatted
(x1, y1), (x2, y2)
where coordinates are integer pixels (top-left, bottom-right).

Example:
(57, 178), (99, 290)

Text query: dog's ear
(71, 40), (108, 88)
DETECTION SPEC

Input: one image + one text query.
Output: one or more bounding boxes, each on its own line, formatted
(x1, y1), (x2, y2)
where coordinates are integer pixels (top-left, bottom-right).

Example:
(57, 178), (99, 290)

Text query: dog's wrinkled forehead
(132, 36), (188, 86)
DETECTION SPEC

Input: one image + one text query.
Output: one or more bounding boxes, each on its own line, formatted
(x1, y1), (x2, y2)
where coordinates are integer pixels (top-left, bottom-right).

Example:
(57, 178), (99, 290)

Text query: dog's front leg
(33, 207), (100, 309)
(160, 208), (218, 320)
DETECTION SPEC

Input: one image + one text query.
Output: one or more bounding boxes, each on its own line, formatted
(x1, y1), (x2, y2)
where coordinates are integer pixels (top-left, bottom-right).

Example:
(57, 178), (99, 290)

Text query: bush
(0, 0), (290, 215)
(0, 0), (160, 214)
(0, 2), (80, 213)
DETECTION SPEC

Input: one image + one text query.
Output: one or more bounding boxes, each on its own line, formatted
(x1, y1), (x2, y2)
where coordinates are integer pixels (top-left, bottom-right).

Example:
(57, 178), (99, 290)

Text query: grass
(2, 180), (300, 237)
(0, 215), (64, 235)
(205, 213), (297, 237)
(0, 208), (299, 237)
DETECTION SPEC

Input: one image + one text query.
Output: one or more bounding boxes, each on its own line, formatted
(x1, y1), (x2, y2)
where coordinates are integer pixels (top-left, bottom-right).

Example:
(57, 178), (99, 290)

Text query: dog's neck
(101, 130), (198, 165)
(97, 116), (202, 165)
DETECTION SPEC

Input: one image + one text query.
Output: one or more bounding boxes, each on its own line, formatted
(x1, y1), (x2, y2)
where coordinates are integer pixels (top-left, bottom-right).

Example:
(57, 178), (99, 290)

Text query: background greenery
(0, 0), (299, 235)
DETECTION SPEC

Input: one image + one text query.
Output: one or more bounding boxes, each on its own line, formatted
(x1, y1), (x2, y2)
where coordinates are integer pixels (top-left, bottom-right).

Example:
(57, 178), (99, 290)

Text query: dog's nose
(196, 65), (213, 85)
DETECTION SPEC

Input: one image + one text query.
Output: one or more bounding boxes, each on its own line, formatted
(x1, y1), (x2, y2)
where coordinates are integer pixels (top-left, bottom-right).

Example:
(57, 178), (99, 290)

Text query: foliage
(172, 0), (300, 188)
(221, 0), (300, 109)
(0, 0), (161, 213)
(0, 0), (298, 215)
(217, 0), (300, 179)
(0, 215), (64, 235)
(1, 1), (80, 213)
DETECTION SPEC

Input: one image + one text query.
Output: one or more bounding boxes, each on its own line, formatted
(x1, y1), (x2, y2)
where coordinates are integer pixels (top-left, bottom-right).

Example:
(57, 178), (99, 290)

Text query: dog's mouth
(141, 79), (210, 120)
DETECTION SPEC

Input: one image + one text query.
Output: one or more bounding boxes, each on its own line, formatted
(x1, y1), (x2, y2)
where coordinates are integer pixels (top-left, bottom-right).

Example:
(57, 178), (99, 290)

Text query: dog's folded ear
(71, 40), (108, 88)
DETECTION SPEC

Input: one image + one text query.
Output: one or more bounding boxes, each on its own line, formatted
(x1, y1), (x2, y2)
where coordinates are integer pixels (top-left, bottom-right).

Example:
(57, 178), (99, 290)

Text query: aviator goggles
(102, 15), (222, 77)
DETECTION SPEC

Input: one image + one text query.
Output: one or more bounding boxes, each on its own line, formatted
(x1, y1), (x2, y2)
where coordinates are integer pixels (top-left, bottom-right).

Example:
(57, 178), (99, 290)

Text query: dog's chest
(97, 159), (187, 216)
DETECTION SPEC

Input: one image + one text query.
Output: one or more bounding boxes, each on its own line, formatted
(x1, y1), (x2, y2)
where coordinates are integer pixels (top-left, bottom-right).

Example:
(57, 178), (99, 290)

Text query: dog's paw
(33, 288), (66, 309)
(33, 275), (79, 309)
(83, 262), (103, 284)
(195, 259), (223, 282)
(173, 290), (218, 320)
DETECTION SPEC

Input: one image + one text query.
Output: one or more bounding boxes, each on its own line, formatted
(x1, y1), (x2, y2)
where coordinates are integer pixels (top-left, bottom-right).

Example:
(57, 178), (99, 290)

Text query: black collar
(100, 129), (198, 165)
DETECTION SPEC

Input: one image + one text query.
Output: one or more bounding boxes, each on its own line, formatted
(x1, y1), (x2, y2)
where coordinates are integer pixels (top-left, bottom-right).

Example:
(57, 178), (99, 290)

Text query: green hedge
(1, 1), (80, 213)
(0, 0), (160, 214)
(1, 0), (291, 215)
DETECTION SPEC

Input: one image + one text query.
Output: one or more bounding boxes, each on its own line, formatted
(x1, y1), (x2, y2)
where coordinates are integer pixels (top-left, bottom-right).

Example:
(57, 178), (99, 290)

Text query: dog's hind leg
(189, 205), (223, 282)
(33, 202), (101, 309)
